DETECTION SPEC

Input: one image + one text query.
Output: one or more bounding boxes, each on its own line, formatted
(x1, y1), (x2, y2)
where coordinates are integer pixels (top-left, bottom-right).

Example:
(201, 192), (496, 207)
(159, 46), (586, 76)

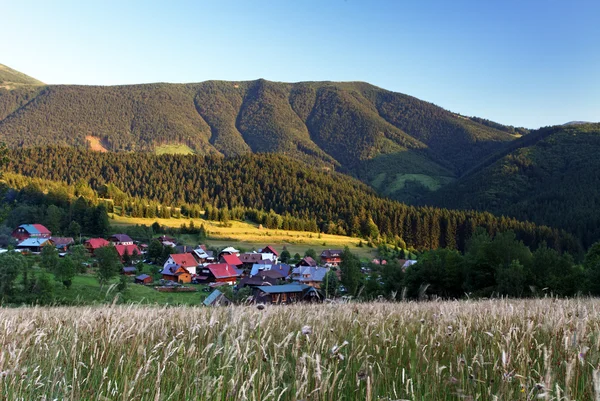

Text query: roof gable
(221, 254), (243, 266)
(208, 263), (240, 279)
(170, 253), (198, 267)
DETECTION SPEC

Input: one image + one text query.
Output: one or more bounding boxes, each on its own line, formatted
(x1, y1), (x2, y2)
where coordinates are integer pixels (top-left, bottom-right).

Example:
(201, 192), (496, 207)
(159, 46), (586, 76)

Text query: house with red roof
(260, 245), (279, 257)
(115, 244), (141, 262)
(164, 253), (199, 275)
(84, 238), (111, 255)
(12, 224), (52, 242)
(219, 253), (243, 267)
(197, 263), (241, 285)
(297, 256), (317, 268)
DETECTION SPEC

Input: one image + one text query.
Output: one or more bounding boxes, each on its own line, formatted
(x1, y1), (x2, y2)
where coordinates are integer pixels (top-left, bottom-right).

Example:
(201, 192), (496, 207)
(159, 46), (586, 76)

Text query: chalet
(297, 256), (317, 268)
(51, 237), (75, 252)
(135, 274), (153, 284)
(291, 266), (330, 289)
(115, 244), (141, 262)
(259, 245), (279, 261)
(218, 246), (240, 258)
(219, 253), (243, 267)
(12, 224), (52, 242)
(249, 263), (291, 278)
(161, 264), (192, 283)
(320, 249), (342, 266)
(17, 238), (55, 253)
(109, 234), (134, 245)
(203, 289), (232, 307)
(239, 253), (264, 269)
(122, 266), (137, 276)
(253, 284), (322, 305)
(165, 253), (198, 275)
(84, 238), (111, 255)
(197, 263), (241, 285)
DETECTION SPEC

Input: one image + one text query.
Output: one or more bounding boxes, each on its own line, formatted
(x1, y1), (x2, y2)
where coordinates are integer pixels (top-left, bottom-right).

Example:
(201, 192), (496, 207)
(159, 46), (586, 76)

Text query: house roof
(135, 274), (151, 280)
(17, 224), (52, 235)
(207, 263), (241, 279)
(256, 269), (285, 279)
(115, 244), (140, 257)
(170, 253), (198, 267)
(293, 266), (330, 283)
(203, 289), (223, 306)
(220, 246), (239, 254)
(260, 245), (279, 257)
(321, 249), (342, 258)
(17, 237), (52, 247)
(85, 238), (110, 249)
(161, 264), (181, 275)
(249, 263), (291, 277)
(239, 253), (264, 264)
(123, 267), (137, 273)
(175, 245), (195, 254)
(155, 235), (176, 243)
(298, 256), (317, 267)
(256, 284), (310, 294)
(221, 254), (243, 266)
(51, 237), (75, 247)
(238, 276), (279, 288)
(110, 234), (133, 243)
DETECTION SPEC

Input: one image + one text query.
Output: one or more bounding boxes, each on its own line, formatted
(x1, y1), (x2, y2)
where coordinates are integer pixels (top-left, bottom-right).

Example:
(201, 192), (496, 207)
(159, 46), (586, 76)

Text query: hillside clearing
(85, 135), (108, 152)
(1, 299), (598, 400)
(111, 215), (377, 258)
(154, 144), (195, 155)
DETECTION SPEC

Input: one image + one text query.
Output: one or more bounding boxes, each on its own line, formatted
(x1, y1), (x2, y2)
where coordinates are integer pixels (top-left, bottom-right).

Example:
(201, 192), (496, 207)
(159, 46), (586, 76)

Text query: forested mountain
(0, 64), (517, 201)
(421, 124), (600, 247)
(5, 147), (580, 255)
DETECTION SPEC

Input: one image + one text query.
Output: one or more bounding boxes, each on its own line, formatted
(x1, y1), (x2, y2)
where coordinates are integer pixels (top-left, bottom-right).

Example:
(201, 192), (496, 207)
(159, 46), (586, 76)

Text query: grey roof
(256, 284), (310, 294)
(203, 289), (231, 306)
(160, 263), (179, 275)
(17, 238), (51, 247)
(136, 274), (151, 280)
(293, 266), (330, 283)
(250, 263), (291, 277)
(123, 267), (137, 273)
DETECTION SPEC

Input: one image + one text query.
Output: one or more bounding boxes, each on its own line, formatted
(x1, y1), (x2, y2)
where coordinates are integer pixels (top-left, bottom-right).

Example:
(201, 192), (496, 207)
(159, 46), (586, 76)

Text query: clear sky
(1, 0), (598, 128)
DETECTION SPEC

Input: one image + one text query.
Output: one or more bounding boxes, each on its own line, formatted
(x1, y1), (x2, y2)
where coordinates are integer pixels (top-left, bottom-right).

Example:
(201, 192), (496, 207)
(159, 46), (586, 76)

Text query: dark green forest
(422, 124), (600, 247)
(6, 147), (580, 254)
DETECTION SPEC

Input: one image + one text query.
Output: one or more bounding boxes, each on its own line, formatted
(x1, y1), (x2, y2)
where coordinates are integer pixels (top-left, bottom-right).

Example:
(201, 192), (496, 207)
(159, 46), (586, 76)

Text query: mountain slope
(5, 147), (580, 254)
(422, 123), (600, 247)
(0, 73), (515, 197)
(0, 63), (44, 88)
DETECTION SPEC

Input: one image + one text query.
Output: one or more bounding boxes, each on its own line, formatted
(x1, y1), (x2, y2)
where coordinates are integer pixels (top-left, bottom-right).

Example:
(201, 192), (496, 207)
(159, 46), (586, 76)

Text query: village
(8, 223), (417, 306)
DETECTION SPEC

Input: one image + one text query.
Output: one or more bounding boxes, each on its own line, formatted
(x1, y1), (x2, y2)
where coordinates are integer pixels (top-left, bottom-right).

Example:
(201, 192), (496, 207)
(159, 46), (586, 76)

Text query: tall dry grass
(1, 299), (599, 400)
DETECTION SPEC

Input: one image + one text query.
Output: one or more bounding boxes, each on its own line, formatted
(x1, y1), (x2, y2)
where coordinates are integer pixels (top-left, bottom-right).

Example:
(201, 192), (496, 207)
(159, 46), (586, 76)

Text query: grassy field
(1, 299), (599, 400)
(154, 144), (195, 155)
(52, 274), (210, 306)
(111, 215), (378, 259)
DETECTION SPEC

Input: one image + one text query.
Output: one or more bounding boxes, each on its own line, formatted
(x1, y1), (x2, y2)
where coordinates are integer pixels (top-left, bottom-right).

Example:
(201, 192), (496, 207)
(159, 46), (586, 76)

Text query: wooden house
(17, 238), (55, 253)
(297, 256), (317, 268)
(320, 249), (342, 266)
(165, 253), (198, 275)
(291, 266), (330, 289)
(161, 264), (192, 284)
(253, 284), (322, 305)
(115, 244), (141, 262)
(122, 266), (137, 276)
(51, 237), (75, 252)
(219, 254), (243, 268)
(197, 263), (241, 285)
(203, 289), (232, 306)
(84, 238), (111, 255)
(12, 224), (51, 242)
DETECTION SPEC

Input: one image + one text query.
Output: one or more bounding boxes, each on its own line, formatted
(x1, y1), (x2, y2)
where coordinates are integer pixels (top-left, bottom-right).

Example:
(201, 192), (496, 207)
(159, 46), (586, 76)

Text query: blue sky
(1, 0), (598, 128)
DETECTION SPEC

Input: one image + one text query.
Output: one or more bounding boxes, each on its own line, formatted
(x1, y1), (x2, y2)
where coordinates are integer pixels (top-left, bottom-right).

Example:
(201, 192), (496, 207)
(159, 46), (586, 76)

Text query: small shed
(122, 266), (137, 276)
(135, 274), (153, 284)
(203, 289), (232, 307)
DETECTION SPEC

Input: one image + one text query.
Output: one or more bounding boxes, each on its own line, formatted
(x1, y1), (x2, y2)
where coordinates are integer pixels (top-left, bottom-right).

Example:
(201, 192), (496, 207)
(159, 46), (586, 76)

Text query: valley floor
(1, 299), (598, 400)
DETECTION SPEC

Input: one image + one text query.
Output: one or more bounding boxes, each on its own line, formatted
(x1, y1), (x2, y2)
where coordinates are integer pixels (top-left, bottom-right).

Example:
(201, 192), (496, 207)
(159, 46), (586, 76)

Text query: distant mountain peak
(563, 121), (595, 126)
(0, 63), (44, 88)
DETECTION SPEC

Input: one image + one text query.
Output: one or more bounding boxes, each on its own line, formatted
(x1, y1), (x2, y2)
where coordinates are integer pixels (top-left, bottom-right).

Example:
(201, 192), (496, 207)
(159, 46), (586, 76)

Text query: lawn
(53, 274), (210, 306)
(111, 215), (378, 259)
(1, 299), (598, 400)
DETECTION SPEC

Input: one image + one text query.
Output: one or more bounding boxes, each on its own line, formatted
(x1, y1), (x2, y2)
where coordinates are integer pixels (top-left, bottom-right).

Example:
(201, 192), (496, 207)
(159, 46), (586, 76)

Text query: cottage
(165, 253), (198, 275)
(259, 245), (279, 261)
(291, 266), (330, 288)
(11, 224), (52, 242)
(239, 253), (264, 269)
(297, 256), (317, 267)
(320, 249), (342, 266)
(51, 237), (75, 252)
(16, 238), (55, 253)
(155, 235), (177, 247)
(253, 284), (322, 305)
(249, 263), (291, 278)
(218, 246), (240, 258)
(196, 263), (241, 285)
(193, 248), (214, 263)
(237, 274), (280, 289)
(161, 264), (192, 283)
(203, 289), (232, 306)
(109, 234), (134, 245)
(115, 244), (141, 262)
(84, 238), (111, 255)
(135, 274), (153, 284)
